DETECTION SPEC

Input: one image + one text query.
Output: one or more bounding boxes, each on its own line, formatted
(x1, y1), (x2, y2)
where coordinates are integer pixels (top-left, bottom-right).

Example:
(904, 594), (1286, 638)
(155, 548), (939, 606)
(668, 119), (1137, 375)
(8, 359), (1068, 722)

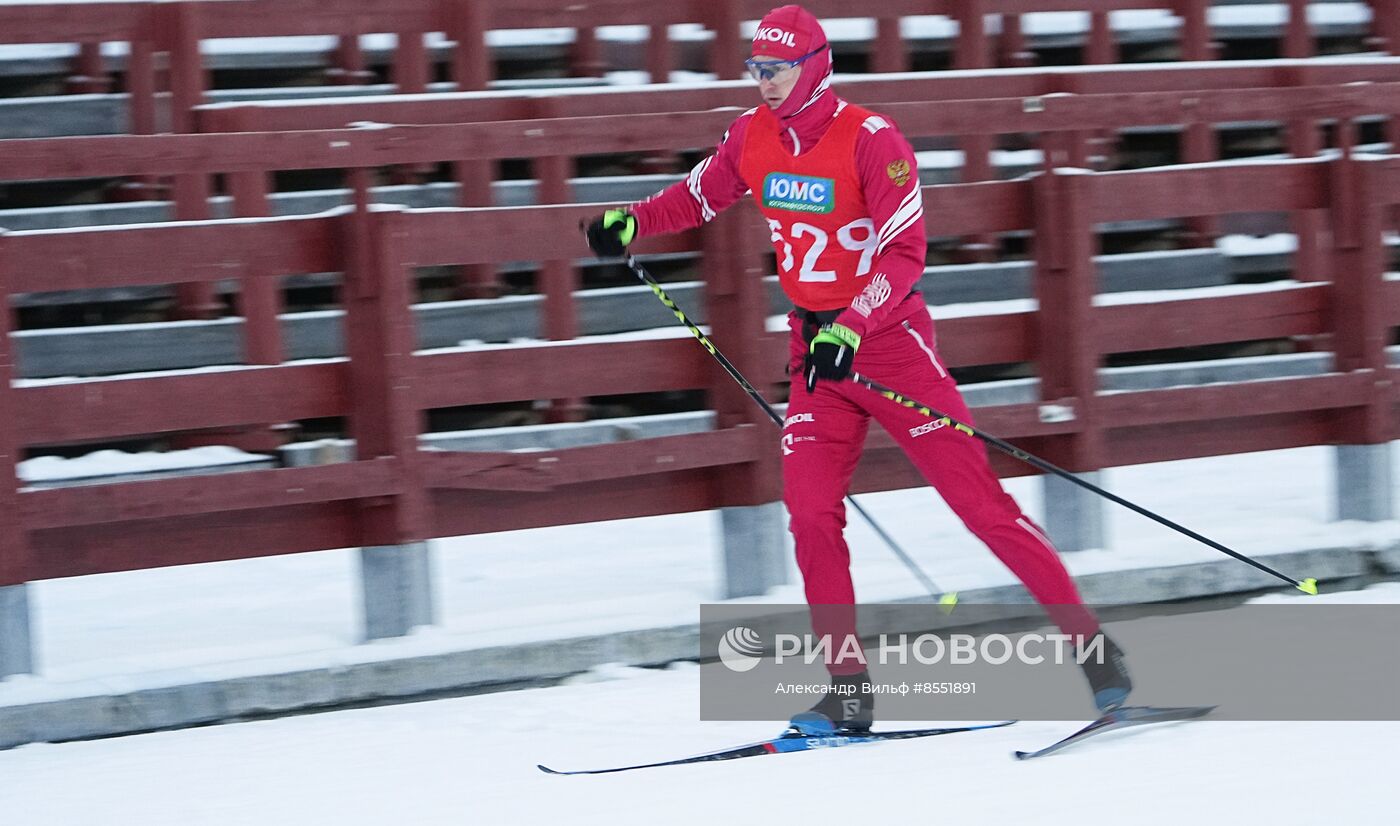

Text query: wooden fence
(2, 0), (1395, 126)
(195, 58), (1400, 296)
(0, 90), (1396, 585)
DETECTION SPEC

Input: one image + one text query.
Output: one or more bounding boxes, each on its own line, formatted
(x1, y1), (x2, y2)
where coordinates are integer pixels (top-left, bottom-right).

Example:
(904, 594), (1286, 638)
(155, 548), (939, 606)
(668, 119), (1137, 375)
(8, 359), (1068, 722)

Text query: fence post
(958, 133), (997, 261)
(126, 31), (157, 137)
(1180, 120), (1219, 247)
(394, 31), (430, 93)
(67, 41), (111, 93)
(708, 0), (743, 80)
(158, 1), (220, 319)
(1031, 166), (1106, 551)
(223, 138), (296, 451)
(1287, 129), (1326, 280)
(452, 154), (501, 298)
(572, 26), (606, 78)
(997, 14), (1034, 68)
(1373, 0), (1400, 55)
(117, 10), (161, 201)
(1177, 0), (1213, 61)
(0, 230), (36, 677)
(647, 22), (673, 82)
(328, 35), (375, 85)
(1284, 0), (1312, 58)
(229, 176), (283, 366)
(871, 17), (908, 73)
(340, 187), (436, 639)
(174, 162), (290, 451)
(952, 0), (990, 70)
(704, 208), (786, 598)
(163, 0), (205, 135)
(446, 0), (491, 90)
(0, 585), (34, 679)
(1328, 149), (1392, 521)
(535, 152), (585, 423)
(1174, 29), (1221, 249)
(451, 19), (501, 299)
(1285, 67), (1327, 283)
(1086, 11), (1114, 64)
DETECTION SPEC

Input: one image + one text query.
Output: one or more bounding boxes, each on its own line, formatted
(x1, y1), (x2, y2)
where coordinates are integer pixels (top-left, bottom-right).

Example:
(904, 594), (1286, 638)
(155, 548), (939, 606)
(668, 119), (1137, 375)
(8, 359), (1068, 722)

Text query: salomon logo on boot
(1078, 632), (1133, 712)
(789, 671), (875, 735)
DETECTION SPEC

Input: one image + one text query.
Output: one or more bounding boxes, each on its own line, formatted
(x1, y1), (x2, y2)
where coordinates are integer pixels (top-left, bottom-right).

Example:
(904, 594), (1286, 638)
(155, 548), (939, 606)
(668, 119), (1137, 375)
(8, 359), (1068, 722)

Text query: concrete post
(1335, 444), (1393, 522)
(718, 503), (788, 599)
(0, 584), (35, 678)
(279, 440), (438, 640)
(359, 543), (437, 641)
(1043, 471), (1106, 552)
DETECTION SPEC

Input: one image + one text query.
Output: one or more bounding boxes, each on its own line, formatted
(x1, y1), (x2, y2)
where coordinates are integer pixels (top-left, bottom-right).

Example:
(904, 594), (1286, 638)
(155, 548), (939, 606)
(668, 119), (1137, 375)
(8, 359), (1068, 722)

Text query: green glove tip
(1296, 578), (1319, 596)
(603, 209), (636, 246)
(809, 322), (861, 353)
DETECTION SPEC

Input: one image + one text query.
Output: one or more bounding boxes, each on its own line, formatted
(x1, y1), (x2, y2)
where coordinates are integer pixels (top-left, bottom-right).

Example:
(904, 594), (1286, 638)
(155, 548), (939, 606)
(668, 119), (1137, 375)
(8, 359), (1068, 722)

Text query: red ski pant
(783, 303), (1099, 674)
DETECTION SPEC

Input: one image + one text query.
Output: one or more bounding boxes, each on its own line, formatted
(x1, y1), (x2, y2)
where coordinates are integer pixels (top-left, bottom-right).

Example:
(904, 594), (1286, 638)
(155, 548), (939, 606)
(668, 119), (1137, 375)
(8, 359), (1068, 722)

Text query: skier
(584, 4), (1131, 732)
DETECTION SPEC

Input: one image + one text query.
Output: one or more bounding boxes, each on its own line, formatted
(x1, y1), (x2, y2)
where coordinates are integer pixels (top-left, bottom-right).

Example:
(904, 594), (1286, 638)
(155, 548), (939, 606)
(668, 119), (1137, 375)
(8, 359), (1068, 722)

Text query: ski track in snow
(0, 587), (1395, 825)
(0, 663), (1389, 825)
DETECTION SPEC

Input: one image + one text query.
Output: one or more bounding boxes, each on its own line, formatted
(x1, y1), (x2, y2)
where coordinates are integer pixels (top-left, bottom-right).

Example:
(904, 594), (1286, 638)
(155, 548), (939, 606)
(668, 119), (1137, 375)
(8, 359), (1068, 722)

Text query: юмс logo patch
(761, 173), (835, 214)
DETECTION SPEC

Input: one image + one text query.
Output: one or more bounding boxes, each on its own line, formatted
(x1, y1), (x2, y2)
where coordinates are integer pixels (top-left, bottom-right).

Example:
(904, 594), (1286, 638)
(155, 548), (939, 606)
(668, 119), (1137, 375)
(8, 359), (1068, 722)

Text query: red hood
(752, 4), (835, 122)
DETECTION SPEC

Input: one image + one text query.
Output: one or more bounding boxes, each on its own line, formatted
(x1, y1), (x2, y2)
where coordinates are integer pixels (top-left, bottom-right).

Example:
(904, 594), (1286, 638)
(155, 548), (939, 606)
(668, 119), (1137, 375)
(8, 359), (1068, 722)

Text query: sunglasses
(744, 45), (828, 82)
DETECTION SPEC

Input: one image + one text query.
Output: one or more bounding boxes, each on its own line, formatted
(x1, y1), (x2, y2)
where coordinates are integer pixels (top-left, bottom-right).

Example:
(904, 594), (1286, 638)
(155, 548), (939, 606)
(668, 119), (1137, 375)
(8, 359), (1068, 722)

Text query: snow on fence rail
(0, 148), (1396, 590)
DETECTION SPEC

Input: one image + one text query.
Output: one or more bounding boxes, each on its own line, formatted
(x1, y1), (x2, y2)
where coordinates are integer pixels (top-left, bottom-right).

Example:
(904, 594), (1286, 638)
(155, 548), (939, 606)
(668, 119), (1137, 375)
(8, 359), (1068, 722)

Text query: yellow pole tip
(938, 593), (959, 612)
(1297, 578), (1319, 596)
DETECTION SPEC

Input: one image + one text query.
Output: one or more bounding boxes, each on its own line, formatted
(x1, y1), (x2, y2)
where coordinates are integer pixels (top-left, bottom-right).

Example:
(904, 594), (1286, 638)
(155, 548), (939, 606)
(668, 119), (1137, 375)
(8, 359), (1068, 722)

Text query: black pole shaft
(851, 372), (1310, 590)
(624, 256), (949, 602)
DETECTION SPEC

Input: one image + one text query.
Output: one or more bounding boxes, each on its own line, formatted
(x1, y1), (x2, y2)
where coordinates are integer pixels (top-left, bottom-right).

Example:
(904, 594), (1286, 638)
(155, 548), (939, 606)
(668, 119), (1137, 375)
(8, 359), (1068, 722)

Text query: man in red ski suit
(586, 5), (1131, 731)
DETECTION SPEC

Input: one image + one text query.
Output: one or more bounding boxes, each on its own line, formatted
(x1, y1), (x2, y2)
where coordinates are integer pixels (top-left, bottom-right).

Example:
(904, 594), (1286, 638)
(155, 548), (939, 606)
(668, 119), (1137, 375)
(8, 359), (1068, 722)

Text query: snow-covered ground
(1, 584), (1393, 826)
(5, 440), (1400, 697)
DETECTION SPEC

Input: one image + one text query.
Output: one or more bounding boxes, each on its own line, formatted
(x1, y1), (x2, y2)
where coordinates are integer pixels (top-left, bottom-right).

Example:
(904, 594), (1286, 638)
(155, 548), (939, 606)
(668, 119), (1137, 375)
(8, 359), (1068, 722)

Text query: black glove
(804, 323), (861, 392)
(584, 209), (637, 258)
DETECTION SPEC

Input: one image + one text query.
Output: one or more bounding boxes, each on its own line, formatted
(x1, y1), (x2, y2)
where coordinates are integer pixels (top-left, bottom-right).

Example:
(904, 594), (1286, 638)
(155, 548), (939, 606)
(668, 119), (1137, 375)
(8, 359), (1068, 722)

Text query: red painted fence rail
(3, 1), (1396, 124)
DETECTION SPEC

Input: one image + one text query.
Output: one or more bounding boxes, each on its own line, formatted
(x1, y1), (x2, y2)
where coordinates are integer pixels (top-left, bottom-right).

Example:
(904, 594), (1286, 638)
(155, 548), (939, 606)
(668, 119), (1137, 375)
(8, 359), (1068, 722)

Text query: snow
(915, 148), (1044, 170)
(17, 446), (263, 484)
(1091, 279), (1308, 305)
(416, 323), (702, 355)
(0, 584), (1394, 825)
(1215, 232), (1299, 256)
(5, 438), (1400, 700)
(604, 70), (718, 86)
(11, 357), (343, 387)
(1213, 3), (1373, 27)
(930, 297), (1036, 318)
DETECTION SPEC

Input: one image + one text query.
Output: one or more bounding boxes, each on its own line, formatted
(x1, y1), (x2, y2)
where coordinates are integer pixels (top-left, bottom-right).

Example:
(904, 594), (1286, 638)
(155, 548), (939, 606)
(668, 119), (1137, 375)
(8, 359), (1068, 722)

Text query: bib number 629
(766, 218), (877, 282)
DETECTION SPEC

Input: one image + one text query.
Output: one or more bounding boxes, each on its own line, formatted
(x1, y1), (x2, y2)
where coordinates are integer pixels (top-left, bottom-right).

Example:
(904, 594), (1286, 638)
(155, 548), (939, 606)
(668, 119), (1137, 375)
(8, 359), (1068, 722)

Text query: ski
(1013, 704), (1216, 760)
(538, 720), (1015, 775)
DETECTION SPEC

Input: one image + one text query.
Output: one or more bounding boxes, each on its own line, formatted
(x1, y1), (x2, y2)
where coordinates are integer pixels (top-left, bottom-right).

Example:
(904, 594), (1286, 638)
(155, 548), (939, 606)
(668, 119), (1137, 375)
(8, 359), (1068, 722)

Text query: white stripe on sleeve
(876, 207), (923, 256)
(687, 156), (716, 222)
(862, 115), (891, 134)
(878, 186), (921, 241)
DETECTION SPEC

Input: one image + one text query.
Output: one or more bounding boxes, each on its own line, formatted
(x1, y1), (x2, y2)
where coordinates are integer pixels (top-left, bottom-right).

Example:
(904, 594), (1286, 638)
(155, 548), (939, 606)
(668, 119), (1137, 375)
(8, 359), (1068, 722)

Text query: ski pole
(851, 372), (1319, 596)
(623, 255), (957, 607)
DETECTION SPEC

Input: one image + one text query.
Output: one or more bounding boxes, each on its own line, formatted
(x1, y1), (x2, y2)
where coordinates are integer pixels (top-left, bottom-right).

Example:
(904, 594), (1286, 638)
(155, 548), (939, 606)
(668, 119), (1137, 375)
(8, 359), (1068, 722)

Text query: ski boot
(789, 670), (875, 735)
(1078, 631), (1133, 712)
